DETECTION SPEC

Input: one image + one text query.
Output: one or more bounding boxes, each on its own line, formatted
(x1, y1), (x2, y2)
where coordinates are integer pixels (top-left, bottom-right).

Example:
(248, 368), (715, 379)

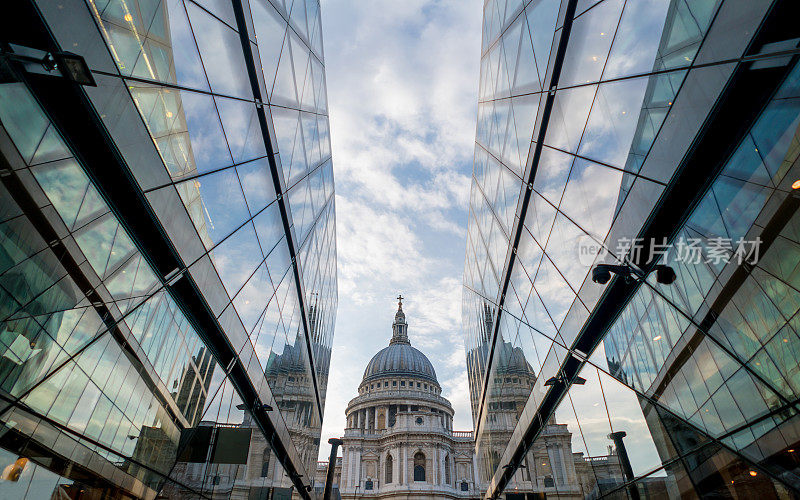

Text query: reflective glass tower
(0, 0), (336, 498)
(463, 0), (800, 498)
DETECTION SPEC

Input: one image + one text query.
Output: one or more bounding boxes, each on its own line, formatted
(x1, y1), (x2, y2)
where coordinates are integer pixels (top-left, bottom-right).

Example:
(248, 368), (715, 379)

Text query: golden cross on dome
(397, 294), (404, 307)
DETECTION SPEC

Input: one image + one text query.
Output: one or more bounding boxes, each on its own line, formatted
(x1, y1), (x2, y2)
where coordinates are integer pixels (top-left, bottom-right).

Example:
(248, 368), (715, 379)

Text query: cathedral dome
(363, 343), (437, 383)
(361, 297), (438, 384)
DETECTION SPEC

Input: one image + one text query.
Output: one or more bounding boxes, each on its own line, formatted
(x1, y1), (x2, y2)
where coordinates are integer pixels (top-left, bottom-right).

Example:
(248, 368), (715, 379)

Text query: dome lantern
(390, 294), (409, 345)
(361, 297), (439, 385)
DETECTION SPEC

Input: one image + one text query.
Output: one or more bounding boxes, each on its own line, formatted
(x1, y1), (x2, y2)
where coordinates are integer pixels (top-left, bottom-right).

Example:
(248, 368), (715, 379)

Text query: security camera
(591, 264), (630, 284)
(655, 265), (676, 285)
(591, 266), (612, 285)
(591, 263), (676, 286)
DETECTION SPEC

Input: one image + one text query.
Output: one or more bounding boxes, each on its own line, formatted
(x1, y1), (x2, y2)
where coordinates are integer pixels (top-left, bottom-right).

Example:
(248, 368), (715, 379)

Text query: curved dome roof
(361, 298), (438, 384)
(363, 343), (438, 383)
(494, 340), (534, 376)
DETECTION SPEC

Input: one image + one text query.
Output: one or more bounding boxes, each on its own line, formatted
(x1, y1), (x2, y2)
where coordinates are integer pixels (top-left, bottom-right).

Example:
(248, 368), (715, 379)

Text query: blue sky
(318, 0), (483, 457)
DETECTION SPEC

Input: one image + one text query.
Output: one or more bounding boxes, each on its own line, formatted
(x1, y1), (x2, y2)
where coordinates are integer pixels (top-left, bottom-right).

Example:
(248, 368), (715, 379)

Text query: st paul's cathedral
(320, 299), (625, 499)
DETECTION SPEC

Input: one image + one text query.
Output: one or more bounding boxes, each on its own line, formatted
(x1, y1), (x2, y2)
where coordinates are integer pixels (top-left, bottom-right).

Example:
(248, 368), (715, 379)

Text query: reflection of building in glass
(263, 305), (331, 477)
(163, 303), (332, 499)
(463, 0), (800, 498)
(470, 303), (624, 498)
(0, 0), (336, 498)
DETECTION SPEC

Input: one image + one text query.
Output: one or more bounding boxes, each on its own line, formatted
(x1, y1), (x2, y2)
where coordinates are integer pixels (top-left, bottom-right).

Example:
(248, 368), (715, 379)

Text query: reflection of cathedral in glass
(0, 0), (336, 498)
(162, 304), (330, 499)
(471, 303), (624, 499)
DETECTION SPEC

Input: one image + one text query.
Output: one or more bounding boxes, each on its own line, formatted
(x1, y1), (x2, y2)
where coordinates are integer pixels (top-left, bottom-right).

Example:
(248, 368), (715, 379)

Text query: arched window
(385, 454), (393, 483)
(490, 450), (500, 472)
(378, 413), (385, 429)
(260, 448), (270, 478)
(444, 454), (451, 485)
(413, 452), (426, 482)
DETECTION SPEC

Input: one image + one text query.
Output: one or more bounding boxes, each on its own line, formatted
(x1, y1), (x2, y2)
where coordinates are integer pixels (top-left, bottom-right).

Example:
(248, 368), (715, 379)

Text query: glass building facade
(463, 0), (800, 498)
(0, 0), (336, 498)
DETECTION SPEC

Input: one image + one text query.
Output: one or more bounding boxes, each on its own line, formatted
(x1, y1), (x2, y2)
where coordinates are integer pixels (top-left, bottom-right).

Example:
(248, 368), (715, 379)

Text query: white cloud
(317, 0), (482, 460)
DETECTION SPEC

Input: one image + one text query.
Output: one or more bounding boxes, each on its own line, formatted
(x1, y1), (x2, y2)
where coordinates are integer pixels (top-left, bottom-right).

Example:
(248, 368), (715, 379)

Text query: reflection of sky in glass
(179, 90), (234, 174)
(216, 97), (267, 163)
(186, 1), (253, 99)
(603, 0), (670, 79)
(558, 0), (623, 87)
(237, 158), (276, 214)
(233, 262), (273, 334)
(212, 221), (263, 297)
(176, 167), (249, 247)
(165, 0), (210, 90)
(558, 159), (622, 240)
(578, 77), (650, 168)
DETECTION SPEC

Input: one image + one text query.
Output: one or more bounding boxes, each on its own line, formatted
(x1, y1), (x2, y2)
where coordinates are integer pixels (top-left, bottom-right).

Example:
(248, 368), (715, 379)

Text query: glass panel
(0, 83), (51, 163)
(129, 82), (233, 178)
(578, 77), (651, 169)
(603, 0), (671, 79)
(215, 96), (267, 164)
(186, 1), (253, 99)
(174, 167), (250, 248)
(236, 157), (277, 215)
(558, 159), (623, 241)
(212, 221), (263, 297)
(558, 0), (624, 87)
(533, 147), (573, 206)
(251, 0), (287, 96)
(544, 84), (597, 154)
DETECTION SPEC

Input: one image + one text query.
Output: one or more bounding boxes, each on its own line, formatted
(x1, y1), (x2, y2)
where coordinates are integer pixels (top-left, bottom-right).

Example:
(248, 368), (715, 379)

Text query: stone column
(347, 446), (355, 488)
(393, 445), (399, 486)
(340, 446), (348, 489)
(355, 447), (363, 489)
(431, 445), (442, 484)
(403, 447), (408, 484)
(349, 447), (355, 488)
(441, 451), (446, 486)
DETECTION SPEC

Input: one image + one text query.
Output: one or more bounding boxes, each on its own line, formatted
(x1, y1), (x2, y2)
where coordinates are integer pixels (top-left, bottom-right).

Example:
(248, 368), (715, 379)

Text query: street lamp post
(323, 438), (343, 500)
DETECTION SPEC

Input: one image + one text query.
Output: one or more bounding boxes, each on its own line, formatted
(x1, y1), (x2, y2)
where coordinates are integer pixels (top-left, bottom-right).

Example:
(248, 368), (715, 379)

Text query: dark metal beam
(474, 0), (581, 450)
(230, 0), (324, 422)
